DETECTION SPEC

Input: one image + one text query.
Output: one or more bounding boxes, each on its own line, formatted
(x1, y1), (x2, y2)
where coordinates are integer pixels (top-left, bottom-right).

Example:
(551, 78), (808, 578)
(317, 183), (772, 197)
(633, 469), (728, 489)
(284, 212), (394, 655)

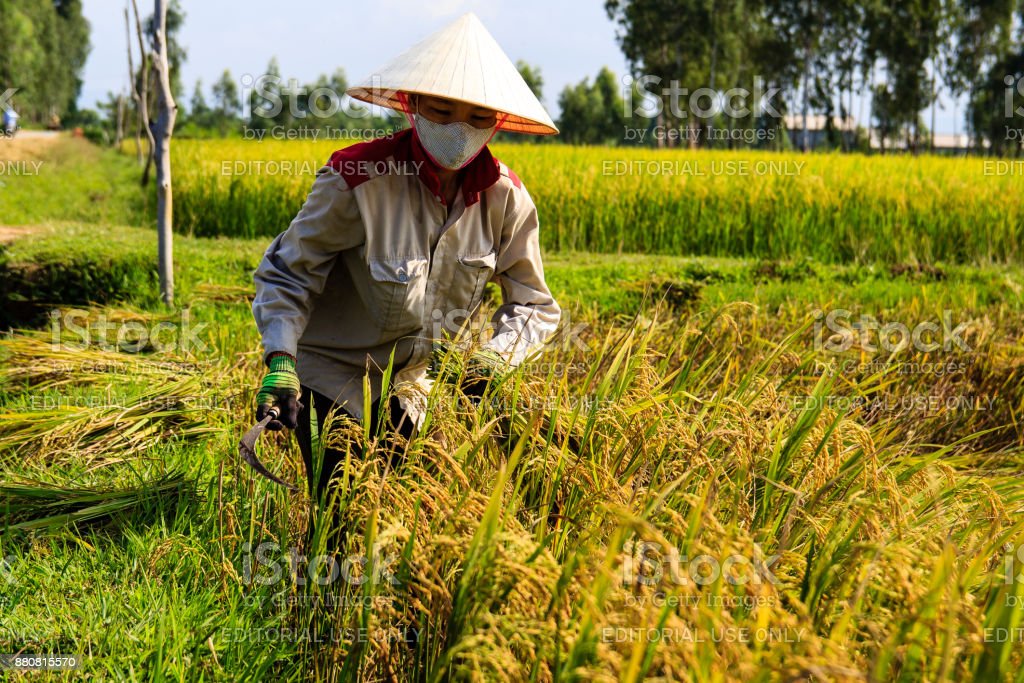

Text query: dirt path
(9, 130), (61, 140)
(1, 132), (65, 246)
(0, 225), (41, 243)
(0, 129), (63, 161)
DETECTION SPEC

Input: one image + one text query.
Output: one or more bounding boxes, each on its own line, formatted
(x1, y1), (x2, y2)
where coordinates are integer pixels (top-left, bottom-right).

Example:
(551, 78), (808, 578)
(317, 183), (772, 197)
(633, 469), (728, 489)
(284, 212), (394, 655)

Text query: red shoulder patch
(493, 156), (523, 189)
(508, 166), (522, 189)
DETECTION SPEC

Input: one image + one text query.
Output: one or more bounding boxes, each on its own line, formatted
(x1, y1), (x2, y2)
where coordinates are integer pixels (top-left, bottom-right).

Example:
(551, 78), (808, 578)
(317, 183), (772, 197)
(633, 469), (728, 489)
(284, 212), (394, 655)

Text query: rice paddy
(174, 139), (1024, 264)
(1, 135), (1023, 680)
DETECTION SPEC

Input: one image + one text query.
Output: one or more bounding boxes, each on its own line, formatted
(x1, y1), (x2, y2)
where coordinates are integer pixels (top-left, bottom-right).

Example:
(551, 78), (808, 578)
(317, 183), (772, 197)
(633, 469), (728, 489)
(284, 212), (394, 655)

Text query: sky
(78, 0), (965, 134)
(79, 0), (630, 120)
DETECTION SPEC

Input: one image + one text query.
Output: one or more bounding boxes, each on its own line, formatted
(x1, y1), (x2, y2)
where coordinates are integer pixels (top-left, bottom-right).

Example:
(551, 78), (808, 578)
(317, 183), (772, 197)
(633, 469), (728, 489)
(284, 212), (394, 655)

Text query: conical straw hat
(347, 13), (558, 135)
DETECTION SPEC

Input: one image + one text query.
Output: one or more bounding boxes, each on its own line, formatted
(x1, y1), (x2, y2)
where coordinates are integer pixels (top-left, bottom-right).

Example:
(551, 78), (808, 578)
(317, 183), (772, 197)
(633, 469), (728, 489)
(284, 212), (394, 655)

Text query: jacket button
(399, 272), (408, 282)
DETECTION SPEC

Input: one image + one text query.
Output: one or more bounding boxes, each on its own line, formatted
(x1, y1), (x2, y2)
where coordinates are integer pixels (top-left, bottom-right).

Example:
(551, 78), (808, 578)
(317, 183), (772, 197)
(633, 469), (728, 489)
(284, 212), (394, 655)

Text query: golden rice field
(174, 138), (1024, 264)
(2, 135), (1024, 681)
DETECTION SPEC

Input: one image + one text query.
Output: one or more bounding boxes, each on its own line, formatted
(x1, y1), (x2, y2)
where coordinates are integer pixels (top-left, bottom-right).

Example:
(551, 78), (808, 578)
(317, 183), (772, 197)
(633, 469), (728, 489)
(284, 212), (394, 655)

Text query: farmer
(252, 13), (561, 501)
(2, 107), (18, 136)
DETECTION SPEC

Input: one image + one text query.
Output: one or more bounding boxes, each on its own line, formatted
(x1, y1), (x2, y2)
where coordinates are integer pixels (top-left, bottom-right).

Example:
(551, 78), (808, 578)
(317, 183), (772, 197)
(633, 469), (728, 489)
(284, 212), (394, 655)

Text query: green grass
(0, 136), (150, 227)
(5, 224), (1022, 327)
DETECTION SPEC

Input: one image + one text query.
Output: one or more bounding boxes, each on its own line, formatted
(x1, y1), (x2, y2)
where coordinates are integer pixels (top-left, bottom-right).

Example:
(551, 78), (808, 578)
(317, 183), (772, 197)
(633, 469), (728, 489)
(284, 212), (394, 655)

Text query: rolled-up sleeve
(252, 167), (364, 360)
(483, 185), (561, 365)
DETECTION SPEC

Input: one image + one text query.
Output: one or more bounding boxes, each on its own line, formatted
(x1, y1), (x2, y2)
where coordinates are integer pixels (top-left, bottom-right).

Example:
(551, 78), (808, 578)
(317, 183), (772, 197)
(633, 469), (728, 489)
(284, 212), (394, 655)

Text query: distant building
(867, 131), (986, 154)
(784, 114), (860, 149)
(784, 114), (985, 153)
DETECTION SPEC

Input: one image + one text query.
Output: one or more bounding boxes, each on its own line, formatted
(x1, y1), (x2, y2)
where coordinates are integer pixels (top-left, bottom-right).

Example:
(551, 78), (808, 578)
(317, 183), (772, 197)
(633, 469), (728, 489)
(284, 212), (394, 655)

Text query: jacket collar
(393, 128), (500, 207)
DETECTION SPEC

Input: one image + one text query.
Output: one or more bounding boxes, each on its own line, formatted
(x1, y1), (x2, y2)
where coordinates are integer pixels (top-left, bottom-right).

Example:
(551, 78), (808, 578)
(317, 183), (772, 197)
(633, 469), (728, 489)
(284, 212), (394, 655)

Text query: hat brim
(347, 87), (559, 136)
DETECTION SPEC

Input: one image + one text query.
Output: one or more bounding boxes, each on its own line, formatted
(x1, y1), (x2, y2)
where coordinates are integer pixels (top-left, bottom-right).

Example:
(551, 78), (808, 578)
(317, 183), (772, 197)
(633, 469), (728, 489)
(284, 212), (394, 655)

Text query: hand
(256, 352), (302, 431)
(460, 348), (508, 399)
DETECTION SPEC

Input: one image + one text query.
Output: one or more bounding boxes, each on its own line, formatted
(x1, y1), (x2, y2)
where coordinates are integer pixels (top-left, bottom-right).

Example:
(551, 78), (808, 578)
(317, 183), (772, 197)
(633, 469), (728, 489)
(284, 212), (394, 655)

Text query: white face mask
(414, 114), (496, 170)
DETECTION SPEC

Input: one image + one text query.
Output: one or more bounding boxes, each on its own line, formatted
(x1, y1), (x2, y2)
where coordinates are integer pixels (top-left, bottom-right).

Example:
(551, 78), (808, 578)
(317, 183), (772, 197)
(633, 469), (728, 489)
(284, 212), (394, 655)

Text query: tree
(971, 49), (1024, 154)
(298, 68), (349, 132)
(557, 67), (626, 145)
(54, 0), (90, 118)
(593, 66), (627, 141)
(606, 0), (750, 147)
(152, 0), (178, 307)
(190, 79), (209, 120)
(212, 69), (240, 118)
(130, 0), (156, 184)
(207, 69), (241, 136)
(863, 0), (947, 152)
(952, 0), (1020, 149)
(948, 0), (1017, 101)
(0, 0), (90, 124)
(601, 0), (1005, 152)
(125, 6), (143, 162)
(558, 79), (599, 144)
(143, 0), (187, 101)
(248, 57), (284, 131)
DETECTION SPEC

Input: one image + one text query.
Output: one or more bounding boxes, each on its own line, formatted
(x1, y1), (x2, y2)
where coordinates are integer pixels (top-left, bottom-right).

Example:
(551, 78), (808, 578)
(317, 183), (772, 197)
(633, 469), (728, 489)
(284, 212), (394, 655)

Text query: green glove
(256, 352), (301, 431)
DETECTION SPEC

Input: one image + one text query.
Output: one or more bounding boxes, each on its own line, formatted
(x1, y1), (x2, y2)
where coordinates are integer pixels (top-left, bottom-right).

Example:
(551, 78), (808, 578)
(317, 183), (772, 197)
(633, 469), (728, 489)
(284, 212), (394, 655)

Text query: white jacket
(252, 129), (560, 420)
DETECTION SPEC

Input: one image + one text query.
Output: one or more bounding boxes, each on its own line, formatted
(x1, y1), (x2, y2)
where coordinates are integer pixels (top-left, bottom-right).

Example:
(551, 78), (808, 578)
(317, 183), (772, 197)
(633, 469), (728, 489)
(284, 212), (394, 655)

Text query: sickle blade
(238, 414), (298, 491)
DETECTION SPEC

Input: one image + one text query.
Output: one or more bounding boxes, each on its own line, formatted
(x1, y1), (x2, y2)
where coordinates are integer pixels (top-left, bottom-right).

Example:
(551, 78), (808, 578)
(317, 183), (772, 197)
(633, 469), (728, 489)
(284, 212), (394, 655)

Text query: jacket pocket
(453, 251), (497, 312)
(367, 257), (428, 330)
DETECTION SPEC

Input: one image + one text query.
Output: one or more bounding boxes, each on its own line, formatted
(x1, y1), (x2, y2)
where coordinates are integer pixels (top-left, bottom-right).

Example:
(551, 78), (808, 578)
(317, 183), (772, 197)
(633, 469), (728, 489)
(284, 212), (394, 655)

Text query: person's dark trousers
(294, 385), (416, 550)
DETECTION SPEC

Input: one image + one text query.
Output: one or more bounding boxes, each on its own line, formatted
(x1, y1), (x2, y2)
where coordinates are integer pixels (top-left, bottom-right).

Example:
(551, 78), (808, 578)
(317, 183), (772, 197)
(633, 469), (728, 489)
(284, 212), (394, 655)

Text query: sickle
(238, 406), (298, 491)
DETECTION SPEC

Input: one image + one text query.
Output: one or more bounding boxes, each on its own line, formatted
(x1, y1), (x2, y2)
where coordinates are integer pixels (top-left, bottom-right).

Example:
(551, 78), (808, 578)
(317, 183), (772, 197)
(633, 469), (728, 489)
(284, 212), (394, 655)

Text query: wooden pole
(152, 0), (177, 307)
(131, 0), (155, 185)
(125, 5), (143, 164)
(115, 91), (125, 147)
